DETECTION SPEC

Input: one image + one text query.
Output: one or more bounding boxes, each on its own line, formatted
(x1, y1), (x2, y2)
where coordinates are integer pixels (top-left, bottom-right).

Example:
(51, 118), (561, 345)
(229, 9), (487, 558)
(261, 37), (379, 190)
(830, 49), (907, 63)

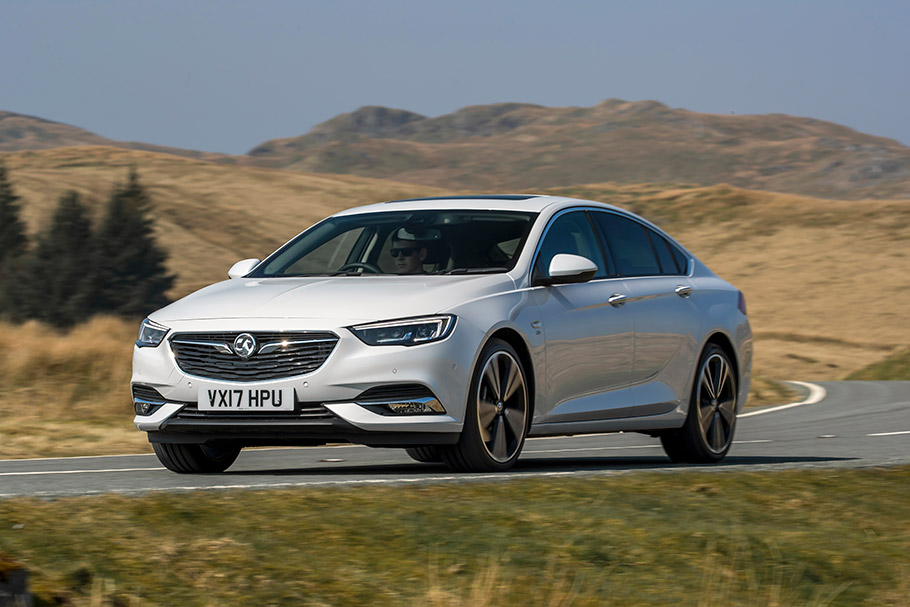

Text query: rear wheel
(661, 344), (737, 463)
(153, 442), (241, 473)
(405, 446), (443, 463)
(442, 339), (529, 472)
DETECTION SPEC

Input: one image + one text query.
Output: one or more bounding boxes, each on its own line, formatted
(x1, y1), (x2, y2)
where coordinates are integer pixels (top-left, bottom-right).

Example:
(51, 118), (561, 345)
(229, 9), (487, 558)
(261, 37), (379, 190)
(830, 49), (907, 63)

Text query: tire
(661, 344), (738, 463)
(442, 339), (530, 472)
(153, 442), (241, 473)
(405, 446), (443, 463)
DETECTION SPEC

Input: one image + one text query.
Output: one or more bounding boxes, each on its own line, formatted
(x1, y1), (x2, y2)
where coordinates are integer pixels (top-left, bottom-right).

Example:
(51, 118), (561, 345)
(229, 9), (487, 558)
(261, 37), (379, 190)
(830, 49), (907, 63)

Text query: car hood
(151, 274), (516, 324)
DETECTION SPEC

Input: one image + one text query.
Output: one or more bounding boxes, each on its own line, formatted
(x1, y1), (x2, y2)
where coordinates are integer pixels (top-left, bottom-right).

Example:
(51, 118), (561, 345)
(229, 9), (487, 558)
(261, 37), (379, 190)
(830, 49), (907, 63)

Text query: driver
(391, 228), (428, 274)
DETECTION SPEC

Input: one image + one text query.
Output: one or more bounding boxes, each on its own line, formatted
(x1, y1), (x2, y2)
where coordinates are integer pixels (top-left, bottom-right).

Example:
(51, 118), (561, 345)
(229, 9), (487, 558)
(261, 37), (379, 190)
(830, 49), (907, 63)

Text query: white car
(132, 195), (752, 473)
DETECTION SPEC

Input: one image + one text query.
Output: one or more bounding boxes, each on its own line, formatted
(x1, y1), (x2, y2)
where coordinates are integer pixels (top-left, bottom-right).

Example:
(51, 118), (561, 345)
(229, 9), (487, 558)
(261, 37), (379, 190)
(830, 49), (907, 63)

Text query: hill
(1, 146), (445, 296)
(248, 99), (910, 200)
(3, 145), (908, 382)
(1, 146), (908, 456)
(0, 111), (113, 150)
(0, 110), (230, 162)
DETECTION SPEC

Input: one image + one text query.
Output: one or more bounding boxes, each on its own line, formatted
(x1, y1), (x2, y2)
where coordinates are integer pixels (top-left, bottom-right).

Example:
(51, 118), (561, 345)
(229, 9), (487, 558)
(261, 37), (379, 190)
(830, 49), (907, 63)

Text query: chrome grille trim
(169, 331), (339, 381)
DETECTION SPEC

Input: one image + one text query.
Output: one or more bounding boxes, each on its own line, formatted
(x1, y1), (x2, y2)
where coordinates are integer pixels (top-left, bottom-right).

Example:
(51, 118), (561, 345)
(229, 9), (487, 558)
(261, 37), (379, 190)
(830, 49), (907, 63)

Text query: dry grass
(0, 317), (149, 458)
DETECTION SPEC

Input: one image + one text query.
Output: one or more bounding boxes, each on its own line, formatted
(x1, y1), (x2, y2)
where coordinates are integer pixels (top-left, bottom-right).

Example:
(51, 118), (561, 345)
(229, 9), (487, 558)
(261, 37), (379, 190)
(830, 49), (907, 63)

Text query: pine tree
(7, 191), (95, 327)
(0, 161), (28, 267)
(91, 168), (174, 317)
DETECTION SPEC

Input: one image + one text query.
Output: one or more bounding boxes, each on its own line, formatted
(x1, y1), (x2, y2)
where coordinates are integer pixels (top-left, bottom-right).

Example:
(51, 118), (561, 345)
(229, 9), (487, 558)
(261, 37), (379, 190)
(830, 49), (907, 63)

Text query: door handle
(608, 293), (627, 307)
(675, 285), (693, 298)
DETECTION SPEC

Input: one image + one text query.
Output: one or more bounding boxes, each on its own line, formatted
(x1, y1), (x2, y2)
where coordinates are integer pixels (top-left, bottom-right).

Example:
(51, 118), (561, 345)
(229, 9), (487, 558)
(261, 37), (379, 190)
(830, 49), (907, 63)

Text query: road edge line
(739, 381), (827, 418)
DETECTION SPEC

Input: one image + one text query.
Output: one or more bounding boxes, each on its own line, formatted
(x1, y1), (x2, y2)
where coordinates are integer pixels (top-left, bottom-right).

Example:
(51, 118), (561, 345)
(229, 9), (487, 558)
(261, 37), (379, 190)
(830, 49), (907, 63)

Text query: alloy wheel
(696, 353), (737, 454)
(476, 350), (528, 463)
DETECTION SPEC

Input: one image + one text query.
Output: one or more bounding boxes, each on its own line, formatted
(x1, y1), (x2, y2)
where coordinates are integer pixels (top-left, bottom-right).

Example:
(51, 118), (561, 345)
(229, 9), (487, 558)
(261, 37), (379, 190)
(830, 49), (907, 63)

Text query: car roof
(332, 194), (622, 216)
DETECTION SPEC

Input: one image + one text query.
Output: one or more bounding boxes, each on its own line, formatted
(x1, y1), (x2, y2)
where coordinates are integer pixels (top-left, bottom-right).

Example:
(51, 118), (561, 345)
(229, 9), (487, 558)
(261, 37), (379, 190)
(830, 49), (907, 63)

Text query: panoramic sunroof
(384, 195), (540, 203)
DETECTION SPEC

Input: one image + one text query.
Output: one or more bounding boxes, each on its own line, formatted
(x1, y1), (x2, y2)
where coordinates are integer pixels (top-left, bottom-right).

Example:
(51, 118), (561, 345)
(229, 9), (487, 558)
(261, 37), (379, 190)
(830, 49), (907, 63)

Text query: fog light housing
(134, 401), (162, 416)
(359, 397), (446, 416)
(386, 398), (445, 415)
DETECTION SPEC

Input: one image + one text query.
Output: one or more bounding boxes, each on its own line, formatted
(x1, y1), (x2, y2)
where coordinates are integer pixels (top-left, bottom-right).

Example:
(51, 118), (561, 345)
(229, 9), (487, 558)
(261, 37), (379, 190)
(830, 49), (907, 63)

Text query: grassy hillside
(0, 111), (234, 162)
(2, 146), (445, 296)
(248, 100), (910, 200)
(544, 183), (910, 385)
(1, 147), (907, 457)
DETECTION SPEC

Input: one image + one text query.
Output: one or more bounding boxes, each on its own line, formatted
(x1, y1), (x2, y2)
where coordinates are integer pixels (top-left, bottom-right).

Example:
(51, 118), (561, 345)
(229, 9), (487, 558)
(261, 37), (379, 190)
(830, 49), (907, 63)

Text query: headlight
(136, 318), (169, 348)
(350, 315), (456, 346)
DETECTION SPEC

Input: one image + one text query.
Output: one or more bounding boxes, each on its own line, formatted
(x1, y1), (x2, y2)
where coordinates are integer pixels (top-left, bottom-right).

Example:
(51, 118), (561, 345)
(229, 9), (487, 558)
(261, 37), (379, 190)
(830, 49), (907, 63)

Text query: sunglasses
(390, 247), (418, 258)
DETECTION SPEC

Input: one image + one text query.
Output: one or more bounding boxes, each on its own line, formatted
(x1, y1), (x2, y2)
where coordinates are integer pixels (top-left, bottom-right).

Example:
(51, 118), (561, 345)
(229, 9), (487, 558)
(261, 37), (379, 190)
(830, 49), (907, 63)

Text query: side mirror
(536, 254), (598, 286)
(228, 258), (260, 279)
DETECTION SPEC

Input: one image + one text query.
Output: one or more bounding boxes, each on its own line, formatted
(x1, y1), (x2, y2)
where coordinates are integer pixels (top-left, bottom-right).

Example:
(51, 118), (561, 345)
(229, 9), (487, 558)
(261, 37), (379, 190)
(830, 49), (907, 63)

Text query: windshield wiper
(434, 267), (509, 275)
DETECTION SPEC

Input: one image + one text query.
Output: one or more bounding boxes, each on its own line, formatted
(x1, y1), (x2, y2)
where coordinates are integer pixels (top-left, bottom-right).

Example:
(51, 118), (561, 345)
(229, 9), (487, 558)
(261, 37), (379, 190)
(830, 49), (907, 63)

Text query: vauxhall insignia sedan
(132, 195), (752, 473)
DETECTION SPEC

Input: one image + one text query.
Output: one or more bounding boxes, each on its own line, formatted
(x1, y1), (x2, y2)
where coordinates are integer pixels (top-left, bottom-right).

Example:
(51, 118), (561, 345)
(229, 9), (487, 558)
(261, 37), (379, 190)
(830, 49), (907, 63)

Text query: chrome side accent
(608, 293), (627, 306)
(675, 285), (693, 298)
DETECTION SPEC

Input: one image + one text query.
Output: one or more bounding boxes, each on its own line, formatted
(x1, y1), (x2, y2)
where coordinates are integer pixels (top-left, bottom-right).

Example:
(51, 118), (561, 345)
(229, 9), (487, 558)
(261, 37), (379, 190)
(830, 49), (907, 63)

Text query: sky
(2, 0), (909, 155)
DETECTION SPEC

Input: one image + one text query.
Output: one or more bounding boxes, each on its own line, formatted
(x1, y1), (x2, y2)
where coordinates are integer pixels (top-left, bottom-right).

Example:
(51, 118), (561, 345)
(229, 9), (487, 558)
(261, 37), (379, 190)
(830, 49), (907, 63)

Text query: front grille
(175, 400), (335, 420)
(169, 331), (339, 381)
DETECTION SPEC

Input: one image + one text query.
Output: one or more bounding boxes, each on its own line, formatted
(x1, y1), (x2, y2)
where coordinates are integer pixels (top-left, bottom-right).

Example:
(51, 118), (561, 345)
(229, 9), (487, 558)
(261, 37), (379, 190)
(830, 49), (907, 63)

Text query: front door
(532, 210), (636, 422)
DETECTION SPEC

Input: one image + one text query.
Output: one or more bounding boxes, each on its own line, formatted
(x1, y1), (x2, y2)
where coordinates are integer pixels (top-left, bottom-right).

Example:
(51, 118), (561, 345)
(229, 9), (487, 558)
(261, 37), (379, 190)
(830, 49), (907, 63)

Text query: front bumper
(131, 318), (483, 443)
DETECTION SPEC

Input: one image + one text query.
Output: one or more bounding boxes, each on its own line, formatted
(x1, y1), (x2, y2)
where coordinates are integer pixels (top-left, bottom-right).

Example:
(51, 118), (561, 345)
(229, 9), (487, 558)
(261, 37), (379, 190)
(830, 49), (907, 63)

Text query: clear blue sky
(3, 0), (908, 154)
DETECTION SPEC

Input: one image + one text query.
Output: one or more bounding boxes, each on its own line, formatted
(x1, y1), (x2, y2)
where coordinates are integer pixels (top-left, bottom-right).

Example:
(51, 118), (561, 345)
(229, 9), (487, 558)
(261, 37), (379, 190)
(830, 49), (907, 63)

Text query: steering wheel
(337, 262), (382, 274)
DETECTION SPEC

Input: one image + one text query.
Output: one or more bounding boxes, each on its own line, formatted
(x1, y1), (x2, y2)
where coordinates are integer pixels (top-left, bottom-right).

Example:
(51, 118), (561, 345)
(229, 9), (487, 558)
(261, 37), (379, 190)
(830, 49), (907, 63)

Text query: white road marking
(739, 381), (827, 418)
(0, 467), (163, 477)
(526, 445), (660, 454)
(528, 433), (618, 441)
(0, 453), (157, 463)
(867, 430), (910, 437)
(526, 439), (773, 455)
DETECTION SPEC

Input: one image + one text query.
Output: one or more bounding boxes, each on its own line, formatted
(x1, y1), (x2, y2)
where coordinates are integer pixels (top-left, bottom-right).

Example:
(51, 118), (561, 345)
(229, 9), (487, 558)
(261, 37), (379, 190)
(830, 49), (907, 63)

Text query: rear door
(590, 212), (701, 415)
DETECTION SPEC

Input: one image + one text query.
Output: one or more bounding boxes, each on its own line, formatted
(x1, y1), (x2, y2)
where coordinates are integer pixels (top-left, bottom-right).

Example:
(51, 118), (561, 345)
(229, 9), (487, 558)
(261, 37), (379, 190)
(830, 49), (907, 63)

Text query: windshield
(251, 210), (538, 277)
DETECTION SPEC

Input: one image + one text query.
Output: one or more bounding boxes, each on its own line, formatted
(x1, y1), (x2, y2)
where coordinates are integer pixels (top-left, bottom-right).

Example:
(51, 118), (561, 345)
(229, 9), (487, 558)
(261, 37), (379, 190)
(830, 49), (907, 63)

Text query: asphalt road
(1, 381), (907, 499)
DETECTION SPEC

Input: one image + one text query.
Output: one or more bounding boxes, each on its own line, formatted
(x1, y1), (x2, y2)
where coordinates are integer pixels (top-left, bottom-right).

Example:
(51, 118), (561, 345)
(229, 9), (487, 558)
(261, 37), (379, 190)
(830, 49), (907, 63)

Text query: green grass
(1, 468), (908, 606)
(846, 349), (910, 381)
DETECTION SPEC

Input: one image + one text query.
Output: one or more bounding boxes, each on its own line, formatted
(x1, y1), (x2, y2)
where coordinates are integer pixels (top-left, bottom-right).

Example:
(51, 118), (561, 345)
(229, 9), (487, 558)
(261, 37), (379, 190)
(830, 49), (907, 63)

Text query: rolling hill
(6, 101), (910, 200)
(2, 145), (908, 455)
(0, 110), (230, 162)
(2, 146), (907, 387)
(248, 99), (910, 200)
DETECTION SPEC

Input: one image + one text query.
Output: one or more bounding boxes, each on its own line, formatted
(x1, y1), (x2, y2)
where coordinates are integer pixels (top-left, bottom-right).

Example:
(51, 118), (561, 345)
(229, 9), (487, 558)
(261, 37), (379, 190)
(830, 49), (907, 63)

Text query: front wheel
(661, 344), (738, 463)
(153, 442), (241, 473)
(442, 339), (530, 472)
(405, 446), (443, 463)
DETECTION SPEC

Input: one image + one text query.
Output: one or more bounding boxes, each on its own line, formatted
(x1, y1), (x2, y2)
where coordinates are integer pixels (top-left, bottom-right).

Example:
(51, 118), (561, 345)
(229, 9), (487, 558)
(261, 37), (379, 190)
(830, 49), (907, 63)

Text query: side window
(647, 229), (682, 275)
(591, 212), (661, 276)
(535, 211), (607, 279)
(670, 243), (690, 275)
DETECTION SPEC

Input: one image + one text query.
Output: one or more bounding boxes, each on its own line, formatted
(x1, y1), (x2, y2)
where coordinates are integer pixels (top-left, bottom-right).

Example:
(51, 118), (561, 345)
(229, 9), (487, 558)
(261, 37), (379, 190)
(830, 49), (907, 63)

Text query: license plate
(198, 386), (294, 411)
